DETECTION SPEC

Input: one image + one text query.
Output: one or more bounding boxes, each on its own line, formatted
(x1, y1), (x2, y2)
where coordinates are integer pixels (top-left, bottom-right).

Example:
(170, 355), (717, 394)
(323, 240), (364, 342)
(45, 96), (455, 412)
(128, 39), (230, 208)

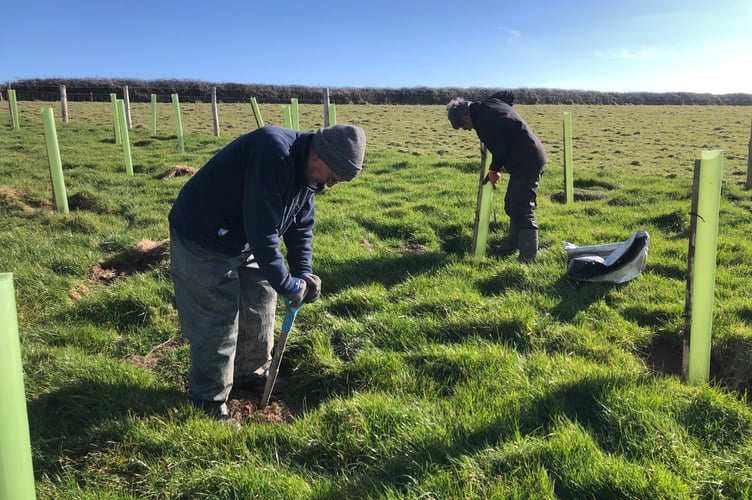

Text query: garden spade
(259, 299), (300, 408)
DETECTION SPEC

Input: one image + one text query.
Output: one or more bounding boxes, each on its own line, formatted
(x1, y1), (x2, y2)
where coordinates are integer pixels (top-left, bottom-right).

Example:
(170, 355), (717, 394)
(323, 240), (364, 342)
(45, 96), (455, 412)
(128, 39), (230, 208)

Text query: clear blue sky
(2, 0), (749, 94)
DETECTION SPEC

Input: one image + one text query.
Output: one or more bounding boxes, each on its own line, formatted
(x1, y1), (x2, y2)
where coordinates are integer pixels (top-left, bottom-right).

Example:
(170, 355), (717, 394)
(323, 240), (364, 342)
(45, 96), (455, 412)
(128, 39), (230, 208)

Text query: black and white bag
(563, 230), (650, 284)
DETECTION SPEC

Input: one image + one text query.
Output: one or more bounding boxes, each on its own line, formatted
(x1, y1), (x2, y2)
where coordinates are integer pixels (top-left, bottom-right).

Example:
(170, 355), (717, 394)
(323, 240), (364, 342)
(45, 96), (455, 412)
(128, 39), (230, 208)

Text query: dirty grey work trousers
(170, 226), (277, 403)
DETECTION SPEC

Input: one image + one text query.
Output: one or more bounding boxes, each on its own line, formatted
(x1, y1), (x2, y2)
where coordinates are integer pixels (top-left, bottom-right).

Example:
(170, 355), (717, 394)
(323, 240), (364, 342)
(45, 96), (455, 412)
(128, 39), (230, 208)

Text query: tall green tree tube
(9, 89), (20, 129)
(41, 108), (69, 213)
(117, 100), (134, 176)
(472, 146), (494, 257)
(290, 98), (299, 130)
(328, 103), (337, 126)
(250, 97), (264, 128)
(150, 94), (157, 136)
(687, 150), (723, 384)
(282, 105), (292, 129)
(171, 93), (185, 153)
(563, 112), (574, 204)
(0, 273), (37, 500)
(110, 93), (121, 144)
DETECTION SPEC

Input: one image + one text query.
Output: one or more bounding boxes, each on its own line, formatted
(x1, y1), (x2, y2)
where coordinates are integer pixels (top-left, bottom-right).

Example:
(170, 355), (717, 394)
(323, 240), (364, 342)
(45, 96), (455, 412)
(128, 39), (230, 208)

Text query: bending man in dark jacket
(169, 124), (366, 427)
(447, 91), (546, 261)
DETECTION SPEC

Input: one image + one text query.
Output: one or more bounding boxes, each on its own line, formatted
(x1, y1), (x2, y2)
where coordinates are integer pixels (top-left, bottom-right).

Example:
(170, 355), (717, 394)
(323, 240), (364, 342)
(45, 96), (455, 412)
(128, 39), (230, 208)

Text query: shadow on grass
(649, 262), (687, 281)
(292, 373), (637, 498)
(319, 251), (450, 295)
(550, 277), (613, 322)
(28, 381), (183, 471)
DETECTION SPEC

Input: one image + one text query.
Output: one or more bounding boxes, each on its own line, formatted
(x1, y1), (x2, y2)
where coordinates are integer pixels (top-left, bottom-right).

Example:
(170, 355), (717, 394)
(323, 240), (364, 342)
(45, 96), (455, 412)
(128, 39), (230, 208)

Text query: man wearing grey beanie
(447, 91), (546, 263)
(169, 123), (366, 428)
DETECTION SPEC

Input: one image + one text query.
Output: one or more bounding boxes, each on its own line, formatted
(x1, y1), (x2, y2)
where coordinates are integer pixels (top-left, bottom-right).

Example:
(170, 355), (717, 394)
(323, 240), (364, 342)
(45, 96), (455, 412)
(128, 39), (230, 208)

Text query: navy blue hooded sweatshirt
(469, 92), (546, 176)
(168, 126), (319, 296)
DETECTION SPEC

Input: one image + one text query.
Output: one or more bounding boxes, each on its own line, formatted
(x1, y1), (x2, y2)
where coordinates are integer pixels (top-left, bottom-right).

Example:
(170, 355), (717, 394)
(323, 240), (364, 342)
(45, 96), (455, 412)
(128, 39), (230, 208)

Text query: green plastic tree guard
(151, 94), (157, 136)
(41, 107), (69, 213)
(9, 89), (20, 129)
(117, 100), (134, 175)
(171, 93), (185, 153)
(0, 273), (37, 500)
(687, 150), (723, 385)
(471, 144), (494, 257)
(250, 97), (264, 128)
(110, 93), (121, 145)
(563, 112), (574, 204)
(282, 105), (292, 129)
(328, 103), (337, 126)
(291, 98), (299, 130)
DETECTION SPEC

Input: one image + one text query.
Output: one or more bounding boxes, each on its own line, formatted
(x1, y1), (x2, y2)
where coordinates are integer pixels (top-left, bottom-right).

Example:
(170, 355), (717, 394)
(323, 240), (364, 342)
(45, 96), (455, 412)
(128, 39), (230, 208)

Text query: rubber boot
(518, 229), (538, 263)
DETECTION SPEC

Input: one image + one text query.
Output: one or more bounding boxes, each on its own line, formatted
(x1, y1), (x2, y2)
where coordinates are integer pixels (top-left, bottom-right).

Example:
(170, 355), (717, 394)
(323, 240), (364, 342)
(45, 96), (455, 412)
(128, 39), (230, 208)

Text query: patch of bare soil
(89, 238), (170, 283)
(551, 189), (608, 203)
(394, 241), (427, 253)
(129, 338), (184, 370)
(163, 165), (197, 178)
(227, 388), (304, 423)
(0, 186), (54, 212)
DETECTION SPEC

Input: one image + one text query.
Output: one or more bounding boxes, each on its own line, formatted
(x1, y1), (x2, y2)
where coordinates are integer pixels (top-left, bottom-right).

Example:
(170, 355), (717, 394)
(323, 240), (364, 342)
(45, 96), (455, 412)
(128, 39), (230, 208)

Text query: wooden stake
(323, 88), (330, 127)
(211, 87), (220, 137)
(60, 84), (69, 123)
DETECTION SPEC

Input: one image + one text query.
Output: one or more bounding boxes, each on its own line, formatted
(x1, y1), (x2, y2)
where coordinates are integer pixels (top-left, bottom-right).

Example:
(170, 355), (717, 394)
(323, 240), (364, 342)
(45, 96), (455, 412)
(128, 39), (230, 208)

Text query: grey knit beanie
(312, 124), (366, 181)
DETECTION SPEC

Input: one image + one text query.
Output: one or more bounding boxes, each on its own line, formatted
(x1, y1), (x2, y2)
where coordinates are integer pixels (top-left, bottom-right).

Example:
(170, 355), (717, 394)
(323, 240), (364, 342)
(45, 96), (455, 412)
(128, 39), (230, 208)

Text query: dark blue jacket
(169, 126), (319, 295)
(470, 93), (546, 177)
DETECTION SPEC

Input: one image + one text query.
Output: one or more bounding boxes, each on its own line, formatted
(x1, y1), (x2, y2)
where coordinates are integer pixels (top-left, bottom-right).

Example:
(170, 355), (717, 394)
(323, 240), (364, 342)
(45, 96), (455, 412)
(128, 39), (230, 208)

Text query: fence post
(60, 84), (69, 123)
(323, 88), (330, 127)
(211, 87), (220, 137)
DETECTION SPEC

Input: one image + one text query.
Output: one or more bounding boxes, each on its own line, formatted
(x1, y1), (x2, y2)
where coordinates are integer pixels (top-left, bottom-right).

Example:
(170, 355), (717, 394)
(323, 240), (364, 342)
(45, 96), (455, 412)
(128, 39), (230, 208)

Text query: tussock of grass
(3, 102), (752, 498)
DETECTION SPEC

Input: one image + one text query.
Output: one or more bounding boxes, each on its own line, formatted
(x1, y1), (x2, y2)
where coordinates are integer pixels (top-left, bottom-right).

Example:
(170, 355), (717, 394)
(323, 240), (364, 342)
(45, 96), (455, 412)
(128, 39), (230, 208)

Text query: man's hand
(485, 170), (500, 189)
(284, 278), (307, 308)
(301, 274), (321, 303)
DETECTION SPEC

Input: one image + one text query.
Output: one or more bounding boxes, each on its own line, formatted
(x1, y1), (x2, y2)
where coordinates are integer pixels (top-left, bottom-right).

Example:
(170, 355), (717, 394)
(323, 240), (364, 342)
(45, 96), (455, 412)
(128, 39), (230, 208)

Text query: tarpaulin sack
(562, 230), (650, 283)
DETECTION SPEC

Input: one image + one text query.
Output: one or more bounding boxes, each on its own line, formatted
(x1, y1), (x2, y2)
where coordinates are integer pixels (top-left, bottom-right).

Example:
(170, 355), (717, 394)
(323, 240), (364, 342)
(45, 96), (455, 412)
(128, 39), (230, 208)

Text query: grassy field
(2, 100), (752, 498)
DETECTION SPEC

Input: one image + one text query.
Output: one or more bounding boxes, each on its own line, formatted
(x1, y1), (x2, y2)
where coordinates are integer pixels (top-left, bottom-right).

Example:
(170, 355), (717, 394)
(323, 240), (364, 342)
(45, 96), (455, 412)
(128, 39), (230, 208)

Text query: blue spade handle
(281, 298), (301, 333)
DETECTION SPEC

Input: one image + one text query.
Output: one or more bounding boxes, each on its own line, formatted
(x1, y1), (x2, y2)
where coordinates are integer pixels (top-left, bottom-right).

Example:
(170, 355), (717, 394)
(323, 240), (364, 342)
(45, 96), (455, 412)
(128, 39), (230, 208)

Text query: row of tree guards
(6, 85), (338, 135)
(0, 90), (751, 498)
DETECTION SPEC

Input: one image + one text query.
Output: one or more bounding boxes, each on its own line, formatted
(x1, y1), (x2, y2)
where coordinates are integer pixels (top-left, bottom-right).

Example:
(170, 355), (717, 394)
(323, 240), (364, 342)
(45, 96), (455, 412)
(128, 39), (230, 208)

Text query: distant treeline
(4, 78), (752, 106)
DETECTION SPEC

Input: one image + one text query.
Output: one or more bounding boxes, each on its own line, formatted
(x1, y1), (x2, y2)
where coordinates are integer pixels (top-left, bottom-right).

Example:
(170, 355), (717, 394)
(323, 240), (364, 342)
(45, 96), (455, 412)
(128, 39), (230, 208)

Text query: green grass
(2, 101), (752, 498)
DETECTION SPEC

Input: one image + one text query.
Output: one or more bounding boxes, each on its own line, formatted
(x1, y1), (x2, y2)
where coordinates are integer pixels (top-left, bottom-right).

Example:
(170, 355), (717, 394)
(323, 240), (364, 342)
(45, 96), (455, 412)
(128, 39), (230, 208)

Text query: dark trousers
(504, 168), (544, 230)
(170, 226), (276, 403)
